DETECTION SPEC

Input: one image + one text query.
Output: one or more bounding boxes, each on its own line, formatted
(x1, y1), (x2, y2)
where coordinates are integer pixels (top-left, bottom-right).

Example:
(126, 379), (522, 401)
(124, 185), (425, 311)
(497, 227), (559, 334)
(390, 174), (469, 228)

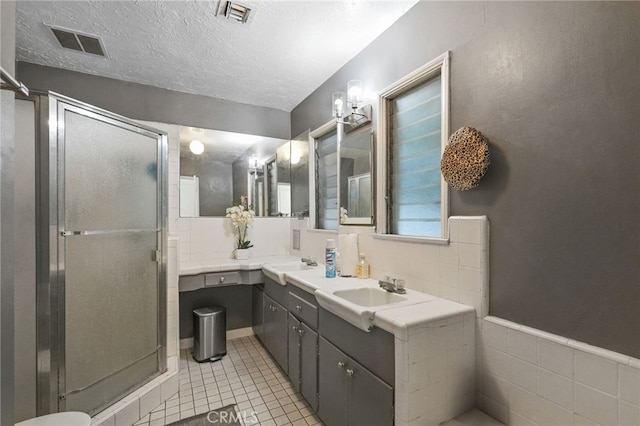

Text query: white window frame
(375, 51), (450, 243)
(310, 119), (339, 231)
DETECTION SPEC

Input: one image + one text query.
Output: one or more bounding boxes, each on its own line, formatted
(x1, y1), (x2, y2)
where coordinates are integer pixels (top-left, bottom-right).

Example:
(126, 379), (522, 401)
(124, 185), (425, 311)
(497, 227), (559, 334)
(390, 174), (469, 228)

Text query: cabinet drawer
(288, 291), (318, 329)
(179, 274), (205, 292)
(205, 271), (240, 287)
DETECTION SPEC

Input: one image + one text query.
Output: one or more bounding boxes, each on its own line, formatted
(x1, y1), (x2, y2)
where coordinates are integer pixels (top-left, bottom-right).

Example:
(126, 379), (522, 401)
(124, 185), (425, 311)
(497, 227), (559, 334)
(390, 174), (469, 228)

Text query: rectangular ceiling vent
(48, 25), (108, 57)
(217, 1), (253, 24)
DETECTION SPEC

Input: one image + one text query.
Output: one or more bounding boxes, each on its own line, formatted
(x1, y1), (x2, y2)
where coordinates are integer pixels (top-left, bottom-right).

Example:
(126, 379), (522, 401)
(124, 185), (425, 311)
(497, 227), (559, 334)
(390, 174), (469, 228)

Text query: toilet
(15, 411), (91, 426)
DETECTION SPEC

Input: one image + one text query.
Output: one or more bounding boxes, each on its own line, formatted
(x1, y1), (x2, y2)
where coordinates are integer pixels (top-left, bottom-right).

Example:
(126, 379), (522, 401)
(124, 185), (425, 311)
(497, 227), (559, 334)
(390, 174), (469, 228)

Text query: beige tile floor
(134, 335), (324, 426)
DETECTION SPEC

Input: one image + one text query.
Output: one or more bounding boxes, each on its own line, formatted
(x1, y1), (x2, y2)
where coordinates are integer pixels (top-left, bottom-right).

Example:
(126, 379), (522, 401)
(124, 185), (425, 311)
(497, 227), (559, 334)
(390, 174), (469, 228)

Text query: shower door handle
(61, 228), (159, 237)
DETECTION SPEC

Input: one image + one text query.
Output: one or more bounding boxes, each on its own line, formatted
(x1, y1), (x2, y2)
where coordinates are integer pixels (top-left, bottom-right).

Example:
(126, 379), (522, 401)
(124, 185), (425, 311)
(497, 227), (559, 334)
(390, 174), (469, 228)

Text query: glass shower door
(53, 99), (166, 415)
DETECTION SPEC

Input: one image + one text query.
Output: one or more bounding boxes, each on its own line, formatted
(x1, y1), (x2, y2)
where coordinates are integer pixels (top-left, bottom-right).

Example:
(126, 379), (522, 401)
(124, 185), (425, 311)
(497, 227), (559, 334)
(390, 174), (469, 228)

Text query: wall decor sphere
(440, 127), (490, 191)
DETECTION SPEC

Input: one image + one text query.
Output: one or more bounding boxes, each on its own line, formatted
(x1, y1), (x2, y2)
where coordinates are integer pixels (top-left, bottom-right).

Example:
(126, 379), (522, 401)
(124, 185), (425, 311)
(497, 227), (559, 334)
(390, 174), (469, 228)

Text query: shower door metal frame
(36, 92), (168, 415)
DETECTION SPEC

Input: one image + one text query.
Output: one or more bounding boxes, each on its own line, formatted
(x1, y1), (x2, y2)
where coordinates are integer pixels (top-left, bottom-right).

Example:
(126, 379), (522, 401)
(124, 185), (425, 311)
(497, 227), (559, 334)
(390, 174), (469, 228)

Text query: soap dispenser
(356, 253), (369, 279)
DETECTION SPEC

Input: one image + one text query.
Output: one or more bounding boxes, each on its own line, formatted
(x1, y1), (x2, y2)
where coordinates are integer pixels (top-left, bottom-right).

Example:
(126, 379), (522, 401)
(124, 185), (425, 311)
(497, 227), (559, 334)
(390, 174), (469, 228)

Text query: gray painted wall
(17, 63), (291, 140)
(181, 156), (233, 217)
(1, 1), (16, 424)
(291, 2), (640, 358)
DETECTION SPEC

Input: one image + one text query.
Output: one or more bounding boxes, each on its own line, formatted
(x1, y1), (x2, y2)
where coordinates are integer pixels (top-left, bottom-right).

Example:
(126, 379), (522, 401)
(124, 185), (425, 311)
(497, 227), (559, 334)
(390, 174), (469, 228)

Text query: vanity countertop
(179, 256), (474, 338)
(281, 266), (475, 337)
(179, 254), (301, 276)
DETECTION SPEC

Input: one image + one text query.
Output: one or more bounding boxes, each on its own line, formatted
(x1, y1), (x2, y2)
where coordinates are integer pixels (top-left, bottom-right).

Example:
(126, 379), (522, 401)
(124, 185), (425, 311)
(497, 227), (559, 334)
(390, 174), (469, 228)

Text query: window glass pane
(389, 75), (442, 237)
(316, 129), (338, 230)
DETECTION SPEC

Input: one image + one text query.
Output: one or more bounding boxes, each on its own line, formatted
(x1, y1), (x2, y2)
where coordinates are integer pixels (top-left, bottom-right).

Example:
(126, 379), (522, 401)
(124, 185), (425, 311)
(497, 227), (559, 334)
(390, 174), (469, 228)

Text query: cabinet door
(264, 295), (288, 373)
(348, 357), (394, 426)
(300, 323), (318, 412)
(318, 337), (348, 426)
(288, 314), (301, 392)
(252, 286), (264, 343)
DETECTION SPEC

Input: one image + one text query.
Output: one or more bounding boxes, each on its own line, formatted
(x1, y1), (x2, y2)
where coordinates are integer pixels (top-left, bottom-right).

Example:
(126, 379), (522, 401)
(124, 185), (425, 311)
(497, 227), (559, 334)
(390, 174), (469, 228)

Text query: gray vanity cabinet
(288, 314), (318, 411)
(263, 294), (288, 373)
(318, 337), (393, 426)
(287, 286), (320, 411)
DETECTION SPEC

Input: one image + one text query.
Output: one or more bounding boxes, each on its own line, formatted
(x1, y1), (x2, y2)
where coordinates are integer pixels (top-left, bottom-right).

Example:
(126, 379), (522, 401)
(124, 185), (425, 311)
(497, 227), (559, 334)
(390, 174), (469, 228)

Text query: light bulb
(189, 140), (204, 155)
(334, 98), (343, 113)
(332, 91), (345, 118)
(347, 79), (363, 108)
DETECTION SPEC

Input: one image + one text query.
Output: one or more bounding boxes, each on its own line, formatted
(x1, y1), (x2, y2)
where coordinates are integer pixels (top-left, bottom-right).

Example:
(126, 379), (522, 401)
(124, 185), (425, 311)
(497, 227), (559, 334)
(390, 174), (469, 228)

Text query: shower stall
(31, 92), (167, 416)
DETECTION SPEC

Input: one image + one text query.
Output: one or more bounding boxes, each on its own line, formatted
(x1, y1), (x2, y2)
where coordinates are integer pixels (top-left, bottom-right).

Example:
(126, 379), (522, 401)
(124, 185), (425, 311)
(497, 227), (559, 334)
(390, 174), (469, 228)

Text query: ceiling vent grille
(217, 1), (253, 24)
(48, 25), (107, 57)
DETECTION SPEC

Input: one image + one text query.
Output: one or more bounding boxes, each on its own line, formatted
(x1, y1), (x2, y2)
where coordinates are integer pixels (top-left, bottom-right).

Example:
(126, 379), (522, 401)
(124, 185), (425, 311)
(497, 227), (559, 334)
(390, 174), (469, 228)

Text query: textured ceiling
(16, 0), (419, 112)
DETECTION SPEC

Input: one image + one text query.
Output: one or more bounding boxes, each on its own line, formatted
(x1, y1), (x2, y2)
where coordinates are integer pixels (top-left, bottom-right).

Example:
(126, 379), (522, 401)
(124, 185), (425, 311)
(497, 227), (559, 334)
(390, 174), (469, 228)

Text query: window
(313, 124), (338, 230)
(377, 52), (450, 240)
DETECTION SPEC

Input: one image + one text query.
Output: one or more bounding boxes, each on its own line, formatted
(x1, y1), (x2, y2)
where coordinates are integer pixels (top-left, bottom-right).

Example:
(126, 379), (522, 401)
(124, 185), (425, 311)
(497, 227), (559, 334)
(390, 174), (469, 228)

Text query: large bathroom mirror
(180, 127), (291, 217)
(340, 127), (374, 225)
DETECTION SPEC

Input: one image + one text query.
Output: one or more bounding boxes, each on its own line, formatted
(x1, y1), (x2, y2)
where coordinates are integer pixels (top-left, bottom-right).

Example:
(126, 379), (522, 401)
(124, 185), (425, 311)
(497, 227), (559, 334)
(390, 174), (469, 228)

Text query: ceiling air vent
(217, 1), (253, 24)
(48, 25), (107, 57)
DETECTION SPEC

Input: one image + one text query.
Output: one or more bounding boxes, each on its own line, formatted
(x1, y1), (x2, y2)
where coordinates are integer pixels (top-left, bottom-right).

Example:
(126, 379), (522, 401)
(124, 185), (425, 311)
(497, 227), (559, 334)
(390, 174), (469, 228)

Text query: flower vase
(235, 248), (249, 260)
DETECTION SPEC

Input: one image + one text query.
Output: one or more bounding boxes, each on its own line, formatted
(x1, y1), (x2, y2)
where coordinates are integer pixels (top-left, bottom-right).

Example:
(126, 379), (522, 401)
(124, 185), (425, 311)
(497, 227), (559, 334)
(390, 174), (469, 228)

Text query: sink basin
(269, 263), (315, 272)
(333, 287), (407, 307)
(262, 261), (317, 285)
(315, 285), (436, 331)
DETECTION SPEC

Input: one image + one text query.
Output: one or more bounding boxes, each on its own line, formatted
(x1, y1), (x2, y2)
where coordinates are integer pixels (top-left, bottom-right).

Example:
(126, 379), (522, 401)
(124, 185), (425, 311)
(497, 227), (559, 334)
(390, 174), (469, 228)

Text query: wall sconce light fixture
(332, 79), (371, 131)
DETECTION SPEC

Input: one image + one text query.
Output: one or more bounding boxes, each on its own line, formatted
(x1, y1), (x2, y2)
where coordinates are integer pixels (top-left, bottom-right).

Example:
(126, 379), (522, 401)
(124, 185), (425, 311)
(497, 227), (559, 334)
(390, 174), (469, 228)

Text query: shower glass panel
(64, 111), (158, 231)
(37, 94), (167, 416)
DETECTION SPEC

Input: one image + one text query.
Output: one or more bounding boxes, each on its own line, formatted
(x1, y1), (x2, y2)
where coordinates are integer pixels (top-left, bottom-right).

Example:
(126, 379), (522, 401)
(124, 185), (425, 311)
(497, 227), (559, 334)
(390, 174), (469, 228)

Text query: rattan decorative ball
(441, 127), (490, 191)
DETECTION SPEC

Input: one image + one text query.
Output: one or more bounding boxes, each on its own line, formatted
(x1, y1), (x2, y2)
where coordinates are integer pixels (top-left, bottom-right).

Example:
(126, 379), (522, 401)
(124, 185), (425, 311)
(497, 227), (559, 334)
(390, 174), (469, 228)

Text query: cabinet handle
(346, 368), (355, 377)
(292, 326), (298, 331)
(298, 329), (305, 336)
(296, 305), (302, 311)
(337, 361), (345, 369)
(219, 276), (225, 283)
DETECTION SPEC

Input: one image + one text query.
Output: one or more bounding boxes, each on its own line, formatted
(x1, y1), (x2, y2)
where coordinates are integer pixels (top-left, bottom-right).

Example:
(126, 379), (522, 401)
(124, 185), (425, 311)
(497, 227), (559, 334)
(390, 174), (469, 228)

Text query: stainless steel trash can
(193, 306), (226, 362)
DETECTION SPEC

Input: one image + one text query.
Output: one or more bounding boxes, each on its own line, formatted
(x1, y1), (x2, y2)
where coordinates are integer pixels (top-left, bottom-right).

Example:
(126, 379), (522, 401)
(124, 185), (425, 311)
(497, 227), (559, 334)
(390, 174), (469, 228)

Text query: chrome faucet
(378, 276), (406, 294)
(301, 257), (318, 267)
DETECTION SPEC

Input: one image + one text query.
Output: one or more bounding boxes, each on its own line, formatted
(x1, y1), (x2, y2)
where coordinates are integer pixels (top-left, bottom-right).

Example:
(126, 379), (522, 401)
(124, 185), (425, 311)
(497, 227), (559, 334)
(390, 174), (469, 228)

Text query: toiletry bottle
(325, 239), (336, 278)
(356, 253), (370, 279)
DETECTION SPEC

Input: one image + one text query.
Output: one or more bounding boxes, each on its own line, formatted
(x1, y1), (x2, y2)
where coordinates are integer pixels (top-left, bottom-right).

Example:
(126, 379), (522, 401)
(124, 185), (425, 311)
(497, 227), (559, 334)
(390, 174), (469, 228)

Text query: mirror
(291, 130), (311, 217)
(179, 127), (291, 217)
(340, 127), (373, 225)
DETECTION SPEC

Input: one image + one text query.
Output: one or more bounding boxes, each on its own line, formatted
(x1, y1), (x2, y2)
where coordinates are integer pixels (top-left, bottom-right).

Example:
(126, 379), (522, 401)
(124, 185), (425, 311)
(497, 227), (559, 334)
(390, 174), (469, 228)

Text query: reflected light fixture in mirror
(248, 154), (259, 169)
(291, 149), (301, 165)
(189, 139), (204, 155)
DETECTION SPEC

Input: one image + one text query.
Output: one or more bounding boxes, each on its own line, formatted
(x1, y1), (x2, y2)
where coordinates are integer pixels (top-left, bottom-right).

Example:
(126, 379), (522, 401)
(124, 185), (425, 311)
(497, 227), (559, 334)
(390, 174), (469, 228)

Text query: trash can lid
(193, 306), (225, 316)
